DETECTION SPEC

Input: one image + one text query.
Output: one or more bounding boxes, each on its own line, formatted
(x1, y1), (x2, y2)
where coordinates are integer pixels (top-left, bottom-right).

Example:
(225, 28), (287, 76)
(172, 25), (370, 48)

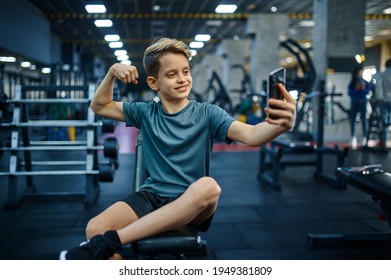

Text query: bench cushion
(132, 226), (202, 254)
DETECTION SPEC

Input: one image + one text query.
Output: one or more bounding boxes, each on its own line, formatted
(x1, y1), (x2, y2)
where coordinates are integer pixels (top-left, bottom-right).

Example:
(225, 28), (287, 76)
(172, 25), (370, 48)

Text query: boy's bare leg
(85, 201), (139, 240)
(61, 176), (220, 259)
(116, 176), (221, 244)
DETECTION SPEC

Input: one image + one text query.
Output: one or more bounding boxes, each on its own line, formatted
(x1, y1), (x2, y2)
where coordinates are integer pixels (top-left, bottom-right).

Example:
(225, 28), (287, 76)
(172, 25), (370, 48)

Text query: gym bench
(130, 132), (208, 259)
(308, 165), (391, 248)
(258, 138), (348, 191)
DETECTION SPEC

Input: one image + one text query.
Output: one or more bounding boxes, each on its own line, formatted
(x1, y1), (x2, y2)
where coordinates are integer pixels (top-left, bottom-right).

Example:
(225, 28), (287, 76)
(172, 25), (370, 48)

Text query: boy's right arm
(90, 63), (139, 122)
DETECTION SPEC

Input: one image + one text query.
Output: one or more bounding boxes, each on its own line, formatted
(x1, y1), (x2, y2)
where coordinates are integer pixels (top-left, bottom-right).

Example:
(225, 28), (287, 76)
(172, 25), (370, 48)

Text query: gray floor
(0, 145), (390, 260)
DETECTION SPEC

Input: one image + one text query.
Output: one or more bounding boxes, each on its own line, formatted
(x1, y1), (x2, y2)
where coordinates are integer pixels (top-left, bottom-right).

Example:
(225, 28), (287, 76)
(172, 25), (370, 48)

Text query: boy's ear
(147, 76), (158, 91)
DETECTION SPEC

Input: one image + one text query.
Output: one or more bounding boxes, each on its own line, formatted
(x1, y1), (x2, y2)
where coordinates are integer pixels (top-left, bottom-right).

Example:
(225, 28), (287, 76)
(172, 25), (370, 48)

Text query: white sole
(59, 250), (68, 260)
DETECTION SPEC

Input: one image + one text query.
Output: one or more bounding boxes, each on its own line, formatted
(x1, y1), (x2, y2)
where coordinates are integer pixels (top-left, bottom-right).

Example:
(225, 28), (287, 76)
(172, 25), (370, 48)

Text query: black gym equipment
(280, 39), (318, 140)
(0, 83), (118, 210)
(190, 71), (234, 115)
(131, 132), (208, 260)
(258, 80), (349, 191)
(308, 165), (391, 248)
(280, 39), (316, 95)
(363, 96), (388, 151)
(231, 63), (267, 125)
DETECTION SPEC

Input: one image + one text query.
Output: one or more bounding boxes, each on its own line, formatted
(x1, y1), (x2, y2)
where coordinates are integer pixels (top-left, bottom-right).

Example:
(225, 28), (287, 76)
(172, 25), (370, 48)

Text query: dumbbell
(101, 119), (116, 133)
(103, 137), (119, 169)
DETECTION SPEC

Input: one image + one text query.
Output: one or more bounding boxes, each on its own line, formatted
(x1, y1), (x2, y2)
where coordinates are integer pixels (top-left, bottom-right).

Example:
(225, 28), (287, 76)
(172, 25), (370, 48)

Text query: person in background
(376, 58), (391, 149)
(348, 66), (371, 149)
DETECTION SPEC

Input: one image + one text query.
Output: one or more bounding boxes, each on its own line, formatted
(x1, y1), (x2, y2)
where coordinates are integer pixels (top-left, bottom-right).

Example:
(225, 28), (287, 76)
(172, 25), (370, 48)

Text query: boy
(60, 38), (296, 260)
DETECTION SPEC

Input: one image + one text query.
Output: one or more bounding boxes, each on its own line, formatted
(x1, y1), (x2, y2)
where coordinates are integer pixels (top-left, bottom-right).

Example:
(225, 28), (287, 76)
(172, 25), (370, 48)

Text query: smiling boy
(60, 38), (296, 260)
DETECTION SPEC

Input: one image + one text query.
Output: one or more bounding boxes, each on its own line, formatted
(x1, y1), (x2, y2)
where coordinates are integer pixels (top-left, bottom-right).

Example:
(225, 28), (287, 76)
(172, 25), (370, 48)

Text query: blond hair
(143, 38), (191, 77)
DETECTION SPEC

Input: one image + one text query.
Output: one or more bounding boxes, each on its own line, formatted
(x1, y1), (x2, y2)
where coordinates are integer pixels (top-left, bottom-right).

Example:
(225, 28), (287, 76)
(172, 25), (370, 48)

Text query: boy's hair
(143, 38), (192, 78)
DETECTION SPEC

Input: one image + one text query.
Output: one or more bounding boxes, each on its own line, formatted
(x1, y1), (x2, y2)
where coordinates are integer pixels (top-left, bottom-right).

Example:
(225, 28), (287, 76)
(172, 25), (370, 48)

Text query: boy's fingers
(277, 83), (295, 103)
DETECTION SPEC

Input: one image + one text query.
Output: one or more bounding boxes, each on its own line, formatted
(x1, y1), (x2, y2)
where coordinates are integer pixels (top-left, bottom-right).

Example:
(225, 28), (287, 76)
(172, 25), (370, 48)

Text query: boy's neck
(160, 98), (190, 114)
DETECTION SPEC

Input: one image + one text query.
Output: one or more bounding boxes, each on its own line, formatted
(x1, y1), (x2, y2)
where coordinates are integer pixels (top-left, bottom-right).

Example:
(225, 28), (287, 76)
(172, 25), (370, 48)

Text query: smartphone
(267, 67), (286, 119)
(268, 67), (286, 101)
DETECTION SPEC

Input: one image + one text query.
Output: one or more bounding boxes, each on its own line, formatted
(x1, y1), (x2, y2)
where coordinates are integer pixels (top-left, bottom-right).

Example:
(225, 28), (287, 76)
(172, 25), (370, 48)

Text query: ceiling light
(195, 34), (211, 42)
(94, 19), (113, 27)
(355, 54), (365, 64)
(215, 4), (237, 13)
(42, 68), (51, 74)
(383, 7), (391, 14)
(189, 42), (204, 48)
(114, 50), (127, 56)
(298, 20), (315, 27)
(109, 42), (123, 48)
(190, 50), (197, 56)
(85, 5), (106, 13)
(0, 56), (16, 62)
(21, 61), (31, 68)
(205, 20), (222, 26)
(271, 6), (277, 12)
(116, 55), (129, 61)
(364, 36), (373, 42)
(121, 60), (132, 65)
(104, 34), (120, 42)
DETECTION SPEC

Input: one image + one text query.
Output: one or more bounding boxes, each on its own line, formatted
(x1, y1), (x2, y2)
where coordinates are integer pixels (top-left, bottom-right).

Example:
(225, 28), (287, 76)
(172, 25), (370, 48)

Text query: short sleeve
(206, 103), (235, 144)
(122, 102), (148, 129)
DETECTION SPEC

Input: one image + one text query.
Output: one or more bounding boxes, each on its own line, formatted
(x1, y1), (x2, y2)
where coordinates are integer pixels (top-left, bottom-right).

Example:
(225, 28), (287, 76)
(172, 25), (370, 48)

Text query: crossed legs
(85, 176), (221, 246)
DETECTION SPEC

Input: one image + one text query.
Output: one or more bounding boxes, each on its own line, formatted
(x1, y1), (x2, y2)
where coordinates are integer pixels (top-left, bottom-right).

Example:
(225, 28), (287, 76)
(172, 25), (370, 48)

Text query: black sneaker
(59, 234), (121, 260)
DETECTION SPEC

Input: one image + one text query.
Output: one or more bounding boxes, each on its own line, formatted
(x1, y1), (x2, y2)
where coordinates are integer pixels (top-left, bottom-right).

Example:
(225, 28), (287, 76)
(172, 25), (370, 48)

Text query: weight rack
(0, 83), (116, 210)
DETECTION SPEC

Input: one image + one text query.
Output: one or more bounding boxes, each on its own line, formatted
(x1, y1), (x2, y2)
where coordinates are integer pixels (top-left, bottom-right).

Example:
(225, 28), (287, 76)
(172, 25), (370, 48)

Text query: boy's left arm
(227, 83), (296, 147)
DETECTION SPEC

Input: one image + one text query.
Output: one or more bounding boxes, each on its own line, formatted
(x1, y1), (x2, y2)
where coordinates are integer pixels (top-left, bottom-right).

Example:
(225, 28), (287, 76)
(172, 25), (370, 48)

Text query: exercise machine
(258, 80), (349, 191)
(190, 71), (234, 115)
(308, 165), (391, 248)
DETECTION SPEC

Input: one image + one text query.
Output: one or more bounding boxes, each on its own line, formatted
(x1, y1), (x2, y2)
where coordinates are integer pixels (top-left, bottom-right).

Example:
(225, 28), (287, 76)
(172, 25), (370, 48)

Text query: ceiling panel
(5, 0), (391, 73)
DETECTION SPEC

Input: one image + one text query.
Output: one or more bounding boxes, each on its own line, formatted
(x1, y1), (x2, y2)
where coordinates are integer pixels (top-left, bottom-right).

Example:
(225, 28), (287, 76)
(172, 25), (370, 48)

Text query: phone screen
(267, 67), (286, 101)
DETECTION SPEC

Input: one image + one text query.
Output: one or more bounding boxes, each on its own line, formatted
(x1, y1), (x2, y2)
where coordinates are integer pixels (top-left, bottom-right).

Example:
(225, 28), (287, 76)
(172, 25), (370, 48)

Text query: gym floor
(0, 123), (390, 260)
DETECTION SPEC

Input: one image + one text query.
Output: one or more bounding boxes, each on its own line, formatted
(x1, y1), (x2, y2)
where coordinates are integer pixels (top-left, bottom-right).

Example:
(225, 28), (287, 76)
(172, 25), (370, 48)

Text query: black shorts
(121, 190), (213, 232)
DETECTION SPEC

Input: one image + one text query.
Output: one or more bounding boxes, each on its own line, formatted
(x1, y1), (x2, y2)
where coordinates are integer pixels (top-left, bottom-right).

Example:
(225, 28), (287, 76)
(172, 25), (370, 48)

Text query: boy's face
(149, 52), (192, 103)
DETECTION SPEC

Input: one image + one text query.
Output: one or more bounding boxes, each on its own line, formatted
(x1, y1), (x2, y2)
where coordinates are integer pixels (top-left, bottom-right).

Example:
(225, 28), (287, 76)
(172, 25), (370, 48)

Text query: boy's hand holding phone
(265, 67), (296, 130)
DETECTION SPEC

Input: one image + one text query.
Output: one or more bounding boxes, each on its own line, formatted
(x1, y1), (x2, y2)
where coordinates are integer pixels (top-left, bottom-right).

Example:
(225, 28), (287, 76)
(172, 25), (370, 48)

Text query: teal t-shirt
(123, 100), (235, 197)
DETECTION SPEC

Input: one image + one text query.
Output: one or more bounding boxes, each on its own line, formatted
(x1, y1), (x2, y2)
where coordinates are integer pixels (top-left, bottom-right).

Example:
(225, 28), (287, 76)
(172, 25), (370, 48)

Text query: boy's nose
(177, 73), (186, 83)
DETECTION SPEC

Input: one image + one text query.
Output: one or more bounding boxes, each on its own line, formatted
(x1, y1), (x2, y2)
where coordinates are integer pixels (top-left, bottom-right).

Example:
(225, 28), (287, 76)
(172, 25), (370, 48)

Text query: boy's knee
(192, 176), (221, 203)
(86, 218), (106, 240)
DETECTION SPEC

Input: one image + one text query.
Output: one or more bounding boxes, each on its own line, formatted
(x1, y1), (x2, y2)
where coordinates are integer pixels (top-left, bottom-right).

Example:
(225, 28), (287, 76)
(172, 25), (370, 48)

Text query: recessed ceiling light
(114, 50), (127, 56)
(189, 42), (204, 48)
(205, 20), (222, 27)
(0, 56), (16, 62)
(298, 20), (315, 27)
(104, 35), (120, 42)
(94, 19), (113, 27)
(117, 55), (129, 61)
(85, 5), (106, 13)
(42, 67), (51, 74)
(215, 4), (237, 14)
(121, 60), (132, 65)
(21, 61), (31, 68)
(195, 34), (211, 42)
(383, 7), (391, 14)
(109, 42), (123, 48)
